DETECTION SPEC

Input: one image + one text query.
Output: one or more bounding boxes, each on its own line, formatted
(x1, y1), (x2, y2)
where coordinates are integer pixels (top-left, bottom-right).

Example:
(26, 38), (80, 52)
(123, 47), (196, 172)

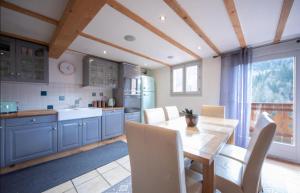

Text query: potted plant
(182, 109), (198, 127)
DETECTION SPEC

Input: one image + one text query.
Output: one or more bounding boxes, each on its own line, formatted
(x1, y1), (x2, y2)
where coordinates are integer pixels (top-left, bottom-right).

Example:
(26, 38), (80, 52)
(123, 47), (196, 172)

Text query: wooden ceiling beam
(0, 0), (58, 26)
(49, 0), (108, 58)
(107, 0), (201, 59)
(223, 0), (247, 48)
(0, 31), (49, 46)
(274, 0), (294, 43)
(79, 32), (171, 67)
(164, 0), (220, 55)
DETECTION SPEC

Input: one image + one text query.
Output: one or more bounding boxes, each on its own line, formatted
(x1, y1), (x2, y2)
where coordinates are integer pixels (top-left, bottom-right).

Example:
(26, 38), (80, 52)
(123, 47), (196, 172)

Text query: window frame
(170, 61), (202, 96)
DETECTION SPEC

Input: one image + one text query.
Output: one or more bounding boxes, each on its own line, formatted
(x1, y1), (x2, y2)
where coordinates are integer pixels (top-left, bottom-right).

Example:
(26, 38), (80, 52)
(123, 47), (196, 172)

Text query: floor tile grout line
(70, 180), (79, 193)
(118, 161), (131, 173)
(96, 169), (113, 186)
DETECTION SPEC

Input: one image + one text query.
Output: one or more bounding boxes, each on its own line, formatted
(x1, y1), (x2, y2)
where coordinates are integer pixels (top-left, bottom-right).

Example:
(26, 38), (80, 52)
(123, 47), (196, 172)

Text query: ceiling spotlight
(89, 58), (94, 62)
(0, 52), (4, 55)
(159, 15), (166, 22)
(167, 55), (174, 59)
(197, 46), (202, 50)
(124, 35), (136, 42)
(103, 50), (107, 54)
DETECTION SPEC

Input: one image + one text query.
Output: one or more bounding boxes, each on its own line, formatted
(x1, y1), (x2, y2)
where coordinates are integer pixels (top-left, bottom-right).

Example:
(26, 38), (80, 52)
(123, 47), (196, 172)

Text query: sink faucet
(73, 97), (82, 108)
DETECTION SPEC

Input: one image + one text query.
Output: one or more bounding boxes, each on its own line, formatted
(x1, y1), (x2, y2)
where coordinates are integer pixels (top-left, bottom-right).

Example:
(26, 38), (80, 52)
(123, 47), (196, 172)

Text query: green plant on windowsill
(182, 109), (198, 127)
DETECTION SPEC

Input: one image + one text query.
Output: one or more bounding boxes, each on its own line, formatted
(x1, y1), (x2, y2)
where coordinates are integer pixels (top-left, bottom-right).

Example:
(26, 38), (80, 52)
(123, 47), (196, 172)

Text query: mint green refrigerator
(141, 75), (155, 123)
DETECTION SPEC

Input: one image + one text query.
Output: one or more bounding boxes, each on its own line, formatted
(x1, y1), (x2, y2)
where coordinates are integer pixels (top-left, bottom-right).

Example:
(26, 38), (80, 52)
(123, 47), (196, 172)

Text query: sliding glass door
(251, 45), (300, 163)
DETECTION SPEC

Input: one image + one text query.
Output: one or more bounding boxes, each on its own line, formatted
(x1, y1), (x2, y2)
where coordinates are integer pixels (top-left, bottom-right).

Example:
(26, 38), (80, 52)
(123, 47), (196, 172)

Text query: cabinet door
(82, 117), (101, 145)
(102, 110), (124, 140)
(5, 122), (57, 165)
(58, 119), (82, 151)
(0, 36), (16, 81)
(16, 40), (48, 83)
(0, 119), (5, 167)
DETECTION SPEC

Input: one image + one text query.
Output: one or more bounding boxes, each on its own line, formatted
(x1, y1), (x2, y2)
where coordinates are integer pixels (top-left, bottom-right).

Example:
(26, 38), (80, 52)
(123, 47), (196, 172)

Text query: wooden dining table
(153, 116), (239, 193)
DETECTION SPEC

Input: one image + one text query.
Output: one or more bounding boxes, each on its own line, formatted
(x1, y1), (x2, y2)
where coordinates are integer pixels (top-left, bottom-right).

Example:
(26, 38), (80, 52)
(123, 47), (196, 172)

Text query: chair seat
(219, 144), (247, 163)
(185, 168), (203, 193)
(215, 155), (244, 193)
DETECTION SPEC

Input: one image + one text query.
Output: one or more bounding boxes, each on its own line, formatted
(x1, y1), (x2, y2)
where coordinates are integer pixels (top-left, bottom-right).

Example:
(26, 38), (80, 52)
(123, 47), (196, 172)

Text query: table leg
(202, 160), (215, 193)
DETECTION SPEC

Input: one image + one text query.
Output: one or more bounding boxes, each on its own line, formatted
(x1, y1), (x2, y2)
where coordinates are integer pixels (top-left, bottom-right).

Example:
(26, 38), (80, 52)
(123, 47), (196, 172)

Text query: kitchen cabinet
(0, 35), (48, 83)
(0, 119), (5, 168)
(58, 117), (102, 151)
(125, 112), (140, 123)
(5, 120), (57, 166)
(82, 117), (101, 145)
(83, 56), (118, 88)
(102, 109), (124, 140)
(0, 36), (16, 81)
(58, 119), (82, 151)
(16, 40), (48, 83)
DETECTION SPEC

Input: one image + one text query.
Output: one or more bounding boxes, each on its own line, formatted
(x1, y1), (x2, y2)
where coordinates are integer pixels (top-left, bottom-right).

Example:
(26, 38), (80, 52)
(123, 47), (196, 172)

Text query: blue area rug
(0, 141), (128, 193)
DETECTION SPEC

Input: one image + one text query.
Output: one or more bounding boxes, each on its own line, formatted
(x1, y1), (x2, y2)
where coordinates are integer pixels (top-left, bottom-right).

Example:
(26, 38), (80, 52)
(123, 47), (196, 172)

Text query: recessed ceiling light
(197, 46), (202, 50)
(89, 58), (94, 62)
(0, 52), (4, 55)
(103, 50), (107, 54)
(159, 15), (166, 22)
(124, 35), (136, 42)
(167, 56), (174, 59)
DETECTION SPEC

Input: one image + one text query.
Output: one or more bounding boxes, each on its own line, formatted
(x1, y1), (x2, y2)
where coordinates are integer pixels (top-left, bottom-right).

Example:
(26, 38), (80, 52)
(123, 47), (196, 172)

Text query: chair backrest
(201, 105), (225, 118)
(242, 112), (276, 193)
(125, 121), (187, 193)
(164, 106), (180, 120)
(144, 108), (166, 124)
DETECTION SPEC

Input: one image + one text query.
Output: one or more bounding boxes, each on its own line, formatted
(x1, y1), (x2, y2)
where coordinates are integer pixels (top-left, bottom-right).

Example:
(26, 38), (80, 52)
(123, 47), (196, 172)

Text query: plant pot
(185, 115), (198, 127)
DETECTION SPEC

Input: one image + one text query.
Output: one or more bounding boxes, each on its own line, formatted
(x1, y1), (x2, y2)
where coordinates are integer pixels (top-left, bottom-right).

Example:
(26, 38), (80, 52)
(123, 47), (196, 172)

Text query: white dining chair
(191, 112), (276, 193)
(125, 121), (203, 193)
(201, 105), (225, 118)
(144, 107), (166, 124)
(164, 106), (180, 120)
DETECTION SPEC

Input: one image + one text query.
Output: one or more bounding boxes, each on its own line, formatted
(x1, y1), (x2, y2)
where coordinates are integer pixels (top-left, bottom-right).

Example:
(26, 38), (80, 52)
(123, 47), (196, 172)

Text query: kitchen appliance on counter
(107, 97), (116, 107)
(141, 75), (155, 123)
(113, 63), (141, 122)
(0, 101), (17, 114)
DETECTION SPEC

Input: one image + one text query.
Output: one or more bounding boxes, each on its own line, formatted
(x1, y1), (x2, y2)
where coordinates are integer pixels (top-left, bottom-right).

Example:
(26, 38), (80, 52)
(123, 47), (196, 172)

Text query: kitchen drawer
(6, 115), (57, 127)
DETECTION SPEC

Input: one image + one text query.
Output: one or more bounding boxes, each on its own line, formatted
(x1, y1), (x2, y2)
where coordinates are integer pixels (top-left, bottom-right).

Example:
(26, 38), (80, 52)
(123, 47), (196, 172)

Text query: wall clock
(59, 62), (75, 75)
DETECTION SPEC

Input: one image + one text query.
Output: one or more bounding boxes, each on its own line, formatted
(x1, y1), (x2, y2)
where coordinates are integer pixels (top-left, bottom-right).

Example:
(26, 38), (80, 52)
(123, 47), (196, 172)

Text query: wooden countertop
(0, 110), (57, 119)
(101, 107), (124, 111)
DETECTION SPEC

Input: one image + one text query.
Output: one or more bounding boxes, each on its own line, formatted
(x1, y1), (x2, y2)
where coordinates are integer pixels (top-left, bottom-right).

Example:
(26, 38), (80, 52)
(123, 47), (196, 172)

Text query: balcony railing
(250, 102), (294, 144)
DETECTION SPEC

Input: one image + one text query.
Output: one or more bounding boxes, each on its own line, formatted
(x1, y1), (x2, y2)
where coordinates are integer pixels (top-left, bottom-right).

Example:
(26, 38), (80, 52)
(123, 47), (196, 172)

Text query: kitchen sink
(56, 108), (102, 121)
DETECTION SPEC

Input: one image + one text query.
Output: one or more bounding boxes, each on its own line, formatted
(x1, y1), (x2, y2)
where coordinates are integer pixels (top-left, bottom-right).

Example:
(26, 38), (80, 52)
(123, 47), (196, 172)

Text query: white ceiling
(1, 0), (300, 69)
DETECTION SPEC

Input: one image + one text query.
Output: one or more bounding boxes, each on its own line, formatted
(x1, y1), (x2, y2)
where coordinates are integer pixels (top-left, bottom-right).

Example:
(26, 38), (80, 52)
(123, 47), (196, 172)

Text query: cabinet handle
(52, 127), (57, 130)
(17, 72), (21, 76)
(31, 118), (36, 122)
(78, 123), (82, 126)
(10, 72), (15, 76)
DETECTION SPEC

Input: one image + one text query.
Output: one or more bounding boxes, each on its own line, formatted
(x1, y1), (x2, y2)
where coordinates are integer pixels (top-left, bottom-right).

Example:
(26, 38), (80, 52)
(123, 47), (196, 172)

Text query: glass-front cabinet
(16, 40), (48, 83)
(0, 36), (16, 81)
(0, 35), (48, 83)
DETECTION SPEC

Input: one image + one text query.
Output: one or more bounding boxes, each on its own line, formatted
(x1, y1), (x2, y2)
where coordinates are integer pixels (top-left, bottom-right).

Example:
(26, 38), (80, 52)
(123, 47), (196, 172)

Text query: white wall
(153, 57), (221, 114)
(1, 50), (112, 110)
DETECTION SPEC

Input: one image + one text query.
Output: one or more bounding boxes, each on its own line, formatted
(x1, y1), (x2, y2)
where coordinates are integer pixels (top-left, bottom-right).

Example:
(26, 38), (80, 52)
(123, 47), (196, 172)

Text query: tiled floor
(43, 155), (300, 193)
(42, 155), (130, 193)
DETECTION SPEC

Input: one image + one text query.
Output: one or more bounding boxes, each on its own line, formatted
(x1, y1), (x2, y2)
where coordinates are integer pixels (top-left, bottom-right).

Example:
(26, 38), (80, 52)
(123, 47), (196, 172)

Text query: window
(171, 62), (202, 95)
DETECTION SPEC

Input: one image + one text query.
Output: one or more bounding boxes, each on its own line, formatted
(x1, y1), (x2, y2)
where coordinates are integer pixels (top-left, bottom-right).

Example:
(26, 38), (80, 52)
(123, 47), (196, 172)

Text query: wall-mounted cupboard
(0, 35), (49, 83)
(83, 56), (118, 88)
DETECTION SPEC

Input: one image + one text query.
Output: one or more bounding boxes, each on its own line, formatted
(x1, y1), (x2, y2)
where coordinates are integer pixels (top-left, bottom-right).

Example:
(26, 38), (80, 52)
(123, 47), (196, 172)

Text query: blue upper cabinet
(0, 35), (49, 83)
(82, 117), (102, 145)
(58, 119), (82, 152)
(102, 109), (124, 140)
(5, 120), (57, 166)
(16, 40), (49, 83)
(0, 36), (16, 81)
(0, 119), (5, 168)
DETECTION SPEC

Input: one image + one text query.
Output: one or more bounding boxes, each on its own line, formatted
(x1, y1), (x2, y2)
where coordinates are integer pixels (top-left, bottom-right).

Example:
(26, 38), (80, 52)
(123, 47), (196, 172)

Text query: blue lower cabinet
(82, 117), (101, 145)
(0, 119), (5, 167)
(58, 119), (82, 151)
(5, 122), (58, 166)
(102, 110), (124, 140)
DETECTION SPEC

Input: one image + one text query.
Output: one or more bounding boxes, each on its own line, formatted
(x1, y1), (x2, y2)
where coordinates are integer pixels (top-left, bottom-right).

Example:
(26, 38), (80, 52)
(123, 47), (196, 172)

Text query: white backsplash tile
(0, 82), (112, 111)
